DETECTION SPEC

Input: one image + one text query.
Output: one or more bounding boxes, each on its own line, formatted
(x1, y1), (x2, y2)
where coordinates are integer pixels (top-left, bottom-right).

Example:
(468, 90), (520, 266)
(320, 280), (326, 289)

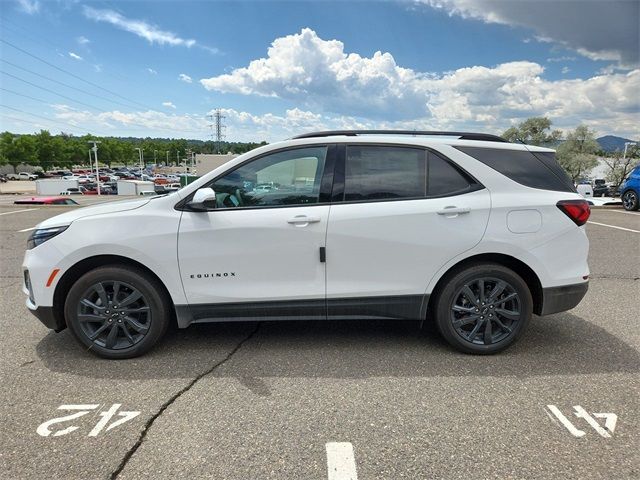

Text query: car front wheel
(434, 263), (533, 354)
(64, 265), (170, 359)
(622, 190), (639, 211)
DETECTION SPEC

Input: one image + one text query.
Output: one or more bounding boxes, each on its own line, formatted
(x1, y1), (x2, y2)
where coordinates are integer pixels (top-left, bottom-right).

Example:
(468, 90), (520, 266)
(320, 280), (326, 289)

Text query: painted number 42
(37, 404), (140, 438)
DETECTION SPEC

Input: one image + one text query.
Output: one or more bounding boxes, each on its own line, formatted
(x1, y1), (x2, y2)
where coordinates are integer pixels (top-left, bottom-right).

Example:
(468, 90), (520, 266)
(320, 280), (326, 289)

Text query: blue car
(620, 164), (640, 211)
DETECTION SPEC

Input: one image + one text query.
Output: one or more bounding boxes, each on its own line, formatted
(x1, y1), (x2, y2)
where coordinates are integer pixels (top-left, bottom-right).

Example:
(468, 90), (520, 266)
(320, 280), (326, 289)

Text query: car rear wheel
(622, 190), (639, 211)
(434, 263), (532, 354)
(65, 265), (170, 359)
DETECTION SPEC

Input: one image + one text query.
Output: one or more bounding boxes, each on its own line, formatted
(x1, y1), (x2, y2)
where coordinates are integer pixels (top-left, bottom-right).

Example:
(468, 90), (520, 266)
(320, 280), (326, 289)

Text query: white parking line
(587, 221), (639, 233)
(0, 208), (40, 216)
(326, 442), (358, 480)
(609, 209), (640, 216)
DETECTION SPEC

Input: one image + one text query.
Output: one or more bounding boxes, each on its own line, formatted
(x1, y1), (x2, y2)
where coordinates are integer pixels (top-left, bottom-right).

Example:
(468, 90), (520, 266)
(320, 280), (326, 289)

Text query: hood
(36, 198), (152, 229)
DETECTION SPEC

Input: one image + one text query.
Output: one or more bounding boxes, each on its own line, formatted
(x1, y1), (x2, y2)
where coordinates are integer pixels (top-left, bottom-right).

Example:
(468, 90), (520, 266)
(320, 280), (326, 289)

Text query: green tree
(502, 117), (562, 147)
(556, 125), (600, 181)
(602, 144), (639, 190)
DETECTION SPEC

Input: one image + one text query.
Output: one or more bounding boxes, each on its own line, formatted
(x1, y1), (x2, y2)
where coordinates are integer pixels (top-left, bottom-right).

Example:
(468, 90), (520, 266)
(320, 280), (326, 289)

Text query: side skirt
(174, 295), (428, 328)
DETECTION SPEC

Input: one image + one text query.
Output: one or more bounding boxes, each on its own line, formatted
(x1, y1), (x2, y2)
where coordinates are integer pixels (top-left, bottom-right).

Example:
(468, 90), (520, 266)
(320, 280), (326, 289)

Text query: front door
(178, 145), (332, 320)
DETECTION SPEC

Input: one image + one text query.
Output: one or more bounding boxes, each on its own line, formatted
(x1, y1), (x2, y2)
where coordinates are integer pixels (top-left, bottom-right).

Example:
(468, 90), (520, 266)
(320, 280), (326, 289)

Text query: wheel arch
(52, 254), (177, 330)
(425, 253), (544, 318)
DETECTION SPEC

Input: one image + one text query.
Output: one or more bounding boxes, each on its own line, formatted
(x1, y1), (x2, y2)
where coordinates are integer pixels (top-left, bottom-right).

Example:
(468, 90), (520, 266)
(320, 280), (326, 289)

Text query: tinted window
(455, 146), (574, 192)
(210, 146), (327, 208)
(428, 153), (475, 196)
(344, 146), (426, 201)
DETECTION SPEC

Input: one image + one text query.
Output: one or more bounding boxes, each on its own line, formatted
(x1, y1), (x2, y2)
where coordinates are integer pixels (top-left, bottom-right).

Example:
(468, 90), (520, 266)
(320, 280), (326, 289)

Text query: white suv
(22, 131), (590, 358)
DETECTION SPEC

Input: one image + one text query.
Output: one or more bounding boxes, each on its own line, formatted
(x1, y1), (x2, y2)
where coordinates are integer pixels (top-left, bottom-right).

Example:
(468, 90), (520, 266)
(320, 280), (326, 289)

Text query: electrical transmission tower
(207, 109), (226, 154)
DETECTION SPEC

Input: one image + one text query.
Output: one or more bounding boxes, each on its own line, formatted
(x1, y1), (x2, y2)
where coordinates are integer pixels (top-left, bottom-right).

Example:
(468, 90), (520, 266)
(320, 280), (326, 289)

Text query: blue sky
(1, 0), (638, 141)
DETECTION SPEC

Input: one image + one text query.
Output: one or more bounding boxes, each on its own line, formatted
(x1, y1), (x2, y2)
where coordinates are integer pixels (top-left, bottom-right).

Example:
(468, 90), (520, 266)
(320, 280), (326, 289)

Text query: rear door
(325, 144), (491, 319)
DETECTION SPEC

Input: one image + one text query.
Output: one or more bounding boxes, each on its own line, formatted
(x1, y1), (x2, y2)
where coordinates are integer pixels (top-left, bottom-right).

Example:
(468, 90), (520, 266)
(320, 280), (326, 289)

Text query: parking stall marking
(37, 404), (141, 438)
(608, 210), (640, 216)
(0, 208), (40, 216)
(587, 221), (640, 233)
(326, 442), (358, 480)
(545, 405), (618, 438)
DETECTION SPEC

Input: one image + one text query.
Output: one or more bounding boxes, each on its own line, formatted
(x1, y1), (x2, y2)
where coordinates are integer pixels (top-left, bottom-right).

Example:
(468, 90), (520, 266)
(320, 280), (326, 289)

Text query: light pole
(623, 141), (637, 161)
(135, 148), (144, 175)
(154, 150), (157, 163)
(88, 141), (101, 196)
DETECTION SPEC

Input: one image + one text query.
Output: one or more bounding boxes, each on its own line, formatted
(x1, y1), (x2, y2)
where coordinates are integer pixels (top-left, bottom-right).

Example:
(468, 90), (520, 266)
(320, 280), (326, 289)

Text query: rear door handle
(437, 206), (471, 215)
(287, 215), (321, 226)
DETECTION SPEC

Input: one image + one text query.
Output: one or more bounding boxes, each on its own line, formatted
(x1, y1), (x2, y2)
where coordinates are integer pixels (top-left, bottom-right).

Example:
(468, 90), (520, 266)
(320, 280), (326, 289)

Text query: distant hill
(597, 135), (637, 152)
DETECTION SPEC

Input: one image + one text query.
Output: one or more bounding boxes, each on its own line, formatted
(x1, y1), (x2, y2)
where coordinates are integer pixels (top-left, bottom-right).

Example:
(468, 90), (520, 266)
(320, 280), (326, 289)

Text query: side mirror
(187, 187), (217, 211)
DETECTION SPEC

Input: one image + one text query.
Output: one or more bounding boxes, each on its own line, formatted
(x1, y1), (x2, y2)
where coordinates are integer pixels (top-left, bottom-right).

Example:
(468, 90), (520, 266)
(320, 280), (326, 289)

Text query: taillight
(556, 200), (590, 226)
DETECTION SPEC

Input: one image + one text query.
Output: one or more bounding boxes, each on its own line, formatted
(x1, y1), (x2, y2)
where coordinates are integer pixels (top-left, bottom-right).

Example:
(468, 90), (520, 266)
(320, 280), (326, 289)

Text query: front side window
(344, 146), (426, 201)
(209, 146), (327, 209)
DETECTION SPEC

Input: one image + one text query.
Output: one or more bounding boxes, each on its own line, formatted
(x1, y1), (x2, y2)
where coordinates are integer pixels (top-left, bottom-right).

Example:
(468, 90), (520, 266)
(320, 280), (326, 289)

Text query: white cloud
(76, 36), (90, 45)
(561, 66), (570, 75)
(16, 0), (39, 14)
(162, 101), (176, 109)
(82, 6), (219, 53)
(547, 56), (576, 63)
(52, 105), (206, 136)
(179, 73), (192, 83)
(415, 0), (639, 67)
(68, 52), (83, 61)
(147, 68), (157, 75)
(200, 28), (640, 139)
(200, 29), (640, 136)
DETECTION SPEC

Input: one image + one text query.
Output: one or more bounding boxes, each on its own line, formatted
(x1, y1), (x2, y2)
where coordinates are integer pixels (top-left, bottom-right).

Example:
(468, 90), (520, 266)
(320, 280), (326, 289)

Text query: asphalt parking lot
(1, 199), (638, 480)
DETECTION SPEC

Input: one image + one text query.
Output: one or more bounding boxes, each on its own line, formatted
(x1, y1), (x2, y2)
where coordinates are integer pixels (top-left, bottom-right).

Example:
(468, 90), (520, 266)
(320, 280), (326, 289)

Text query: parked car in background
(14, 196), (79, 205)
(576, 183), (593, 199)
(620, 164), (640, 211)
(60, 187), (87, 195)
(7, 172), (38, 181)
(592, 179), (614, 197)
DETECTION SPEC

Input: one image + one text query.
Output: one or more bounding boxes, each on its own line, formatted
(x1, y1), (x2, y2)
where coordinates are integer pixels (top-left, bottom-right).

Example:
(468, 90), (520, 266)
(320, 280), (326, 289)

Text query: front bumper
(539, 282), (588, 316)
(27, 302), (66, 331)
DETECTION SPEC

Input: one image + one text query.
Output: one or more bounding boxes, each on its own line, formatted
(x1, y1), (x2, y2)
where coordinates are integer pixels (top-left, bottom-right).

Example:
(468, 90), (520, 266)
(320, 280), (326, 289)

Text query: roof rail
(291, 130), (508, 143)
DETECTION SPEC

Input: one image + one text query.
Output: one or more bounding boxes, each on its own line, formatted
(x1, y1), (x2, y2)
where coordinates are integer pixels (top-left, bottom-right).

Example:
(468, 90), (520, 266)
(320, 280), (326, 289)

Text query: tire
(434, 263), (533, 354)
(622, 190), (639, 211)
(64, 265), (170, 359)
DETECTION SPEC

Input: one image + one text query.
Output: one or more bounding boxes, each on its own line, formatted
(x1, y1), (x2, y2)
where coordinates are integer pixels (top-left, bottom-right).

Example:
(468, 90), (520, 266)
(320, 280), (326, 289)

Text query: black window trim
(175, 144), (337, 212)
(332, 142), (484, 206)
(175, 142), (484, 212)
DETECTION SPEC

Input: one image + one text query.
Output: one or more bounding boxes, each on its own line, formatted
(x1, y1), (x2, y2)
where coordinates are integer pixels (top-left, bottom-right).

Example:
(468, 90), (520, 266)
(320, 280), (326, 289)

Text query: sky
(0, 0), (638, 142)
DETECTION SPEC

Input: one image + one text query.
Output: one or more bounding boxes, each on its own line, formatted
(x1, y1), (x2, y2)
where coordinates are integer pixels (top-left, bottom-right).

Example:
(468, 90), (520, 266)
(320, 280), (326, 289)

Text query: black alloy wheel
(622, 190), (639, 211)
(434, 263), (532, 354)
(76, 281), (151, 350)
(65, 265), (170, 359)
(450, 277), (521, 346)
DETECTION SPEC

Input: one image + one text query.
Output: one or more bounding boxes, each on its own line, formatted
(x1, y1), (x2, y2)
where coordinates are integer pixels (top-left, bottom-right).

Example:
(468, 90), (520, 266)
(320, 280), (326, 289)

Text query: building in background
(195, 154), (238, 176)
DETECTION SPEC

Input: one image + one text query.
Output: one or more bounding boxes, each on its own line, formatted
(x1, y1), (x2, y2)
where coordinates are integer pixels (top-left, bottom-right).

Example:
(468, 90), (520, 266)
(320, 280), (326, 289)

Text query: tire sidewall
(64, 266), (169, 359)
(435, 264), (533, 354)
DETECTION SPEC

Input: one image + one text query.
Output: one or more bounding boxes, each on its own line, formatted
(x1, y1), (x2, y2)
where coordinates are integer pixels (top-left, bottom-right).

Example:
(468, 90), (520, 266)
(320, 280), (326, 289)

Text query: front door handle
(287, 215), (321, 226)
(437, 206), (471, 216)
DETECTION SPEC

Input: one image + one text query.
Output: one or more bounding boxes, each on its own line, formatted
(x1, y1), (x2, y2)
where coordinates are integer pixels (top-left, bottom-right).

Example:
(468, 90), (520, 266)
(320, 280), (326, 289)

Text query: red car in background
(13, 196), (79, 205)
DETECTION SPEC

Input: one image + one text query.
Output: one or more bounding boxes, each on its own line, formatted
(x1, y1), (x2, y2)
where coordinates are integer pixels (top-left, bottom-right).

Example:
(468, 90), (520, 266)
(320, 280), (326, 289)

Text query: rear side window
(428, 152), (477, 196)
(344, 146), (426, 201)
(455, 146), (574, 192)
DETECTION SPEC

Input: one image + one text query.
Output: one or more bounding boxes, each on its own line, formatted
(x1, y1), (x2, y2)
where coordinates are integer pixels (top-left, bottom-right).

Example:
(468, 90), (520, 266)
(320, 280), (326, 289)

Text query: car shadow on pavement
(36, 312), (640, 381)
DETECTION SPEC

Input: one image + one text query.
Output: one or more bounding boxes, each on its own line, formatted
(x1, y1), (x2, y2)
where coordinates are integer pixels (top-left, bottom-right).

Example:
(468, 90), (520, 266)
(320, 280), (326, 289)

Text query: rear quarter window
(455, 146), (575, 192)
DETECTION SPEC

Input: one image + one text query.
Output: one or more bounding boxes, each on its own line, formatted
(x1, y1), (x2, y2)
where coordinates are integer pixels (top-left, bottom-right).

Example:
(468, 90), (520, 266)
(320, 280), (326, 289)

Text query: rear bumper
(539, 282), (588, 316)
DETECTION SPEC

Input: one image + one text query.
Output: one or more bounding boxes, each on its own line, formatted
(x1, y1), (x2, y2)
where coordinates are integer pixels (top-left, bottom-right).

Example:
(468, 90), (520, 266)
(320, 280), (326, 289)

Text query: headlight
(27, 226), (68, 250)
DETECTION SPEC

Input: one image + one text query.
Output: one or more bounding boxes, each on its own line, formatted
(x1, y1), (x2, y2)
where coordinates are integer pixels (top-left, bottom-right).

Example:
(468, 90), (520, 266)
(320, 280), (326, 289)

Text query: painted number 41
(546, 405), (618, 438)
(37, 404), (140, 438)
